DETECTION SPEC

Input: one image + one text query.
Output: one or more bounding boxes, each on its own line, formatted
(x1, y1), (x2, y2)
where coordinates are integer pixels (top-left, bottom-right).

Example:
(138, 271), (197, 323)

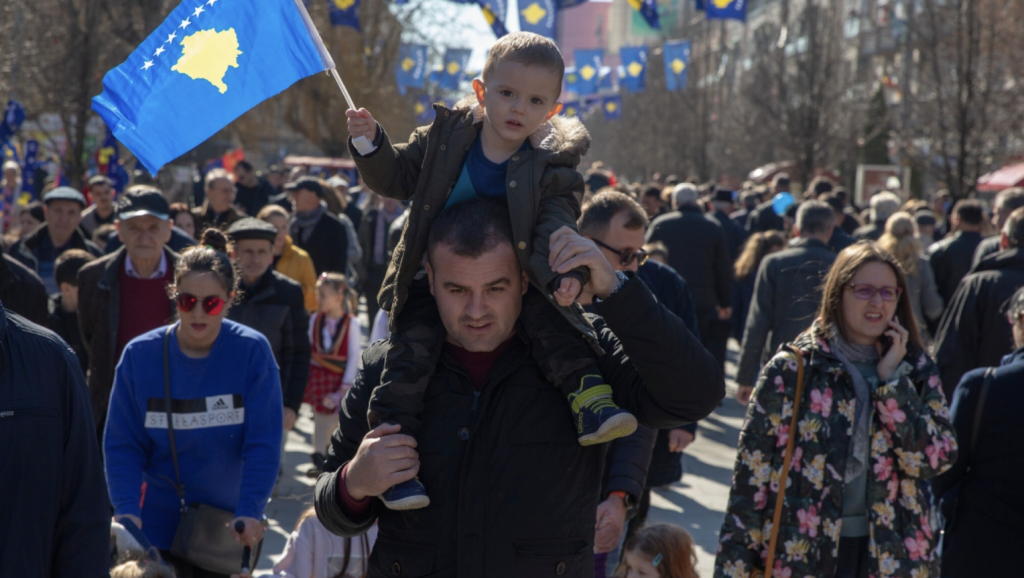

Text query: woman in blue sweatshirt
(104, 228), (283, 578)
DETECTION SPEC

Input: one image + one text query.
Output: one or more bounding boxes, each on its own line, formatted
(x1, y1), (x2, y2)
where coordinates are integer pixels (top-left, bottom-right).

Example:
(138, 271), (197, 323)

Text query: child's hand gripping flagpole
(327, 68), (375, 156)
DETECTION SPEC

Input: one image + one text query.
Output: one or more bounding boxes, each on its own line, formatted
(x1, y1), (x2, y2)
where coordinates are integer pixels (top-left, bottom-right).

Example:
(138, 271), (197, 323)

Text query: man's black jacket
(0, 303), (110, 577)
(0, 254), (48, 325)
(9, 224), (102, 272)
(971, 234), (1002, 270)
(646, 206), (732, 312)
(228, 269), (310, 412)
(290, 212), (349, 276)
(314, 275), (724, 578)
(928, 230), (984, 305)
(932, 247), (1024, 399)
(711, 209), (748, 263)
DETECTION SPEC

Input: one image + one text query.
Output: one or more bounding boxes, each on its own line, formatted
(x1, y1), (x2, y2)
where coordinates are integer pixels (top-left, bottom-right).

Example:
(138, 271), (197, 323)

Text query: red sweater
(116, 265), (174, 360)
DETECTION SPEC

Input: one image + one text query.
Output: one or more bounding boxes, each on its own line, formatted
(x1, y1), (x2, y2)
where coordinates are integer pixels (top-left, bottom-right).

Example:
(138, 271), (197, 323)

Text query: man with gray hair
(735, 201), (836, 404)
(647, 183), (733, 370)
(973, 187), (1024, 267)
(854, 191), (901, 241)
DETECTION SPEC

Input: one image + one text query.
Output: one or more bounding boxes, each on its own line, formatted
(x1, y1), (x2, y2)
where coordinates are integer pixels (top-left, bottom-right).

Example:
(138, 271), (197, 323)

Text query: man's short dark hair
(641, 185), (662, 200)
(482, 31), (564, 92)
(808, 177), (834, 197)
(235, 160), (254, 173)
(796, 200), (836, 236)
(578, 191), (649, 237)
(427, 199), (515, 264)
(1003, 207), (1024, 248)
(55, 249), (96, 287)
(819, 193), (844, 214)
(954, 199), (984, 225)
(772, 173), (790, 191)
(995, 187), (1024, 213)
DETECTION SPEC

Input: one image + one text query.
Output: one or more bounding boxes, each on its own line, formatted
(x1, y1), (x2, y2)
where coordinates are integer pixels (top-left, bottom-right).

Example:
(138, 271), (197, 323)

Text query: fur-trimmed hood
(450, 94), (591, 157)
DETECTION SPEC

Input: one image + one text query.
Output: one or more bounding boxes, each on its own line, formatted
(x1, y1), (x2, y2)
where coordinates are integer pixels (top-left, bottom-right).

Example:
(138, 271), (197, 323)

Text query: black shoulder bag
(162, 326), (261, 574)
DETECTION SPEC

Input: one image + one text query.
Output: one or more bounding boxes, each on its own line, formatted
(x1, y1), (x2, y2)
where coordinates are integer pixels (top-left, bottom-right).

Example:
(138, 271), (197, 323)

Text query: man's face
(640, 195), (662, 219)
(290, 188), (319, 212)
(427, 242), (528, 352)
(592, 211), (646, 273)
(206, 177), (234, 211)
(233, 165), (253, 184)
(918, 224), (935, 240)
(45, 200), (83, 240)
(234, 238), (274, 285)
(267, 171), (284, 189)
(3, 168), (17, 184)
(91, 184), (114, 209)
(117, 215), (172, 262)
(475, 61), (562, 149)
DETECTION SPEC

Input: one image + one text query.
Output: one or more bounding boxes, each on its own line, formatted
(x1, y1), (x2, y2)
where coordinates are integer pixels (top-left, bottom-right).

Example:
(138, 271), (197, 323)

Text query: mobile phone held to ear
(879, 314), (898, 357)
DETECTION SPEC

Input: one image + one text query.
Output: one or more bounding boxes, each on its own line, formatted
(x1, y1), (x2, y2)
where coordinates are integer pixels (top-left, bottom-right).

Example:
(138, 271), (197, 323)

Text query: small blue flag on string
(440, 48), (471, 90)
(596, 67), (614, 93)
(663, 40), (691, 91)
(706, 0), (746, 21)
(564, 67), (580, 96)
(602, 95), (622, 120)
(22, 140), (38, 197)
(395, 43), (429, 92)
(574, 49), (603, 95)
(414, 94), (434, 123)
(92, 0), (335, 176)
(519, 0), (557, 39)
(562, 100), (579, 117)
(619, 46), (648, 93)
(327, 0), (361, 30)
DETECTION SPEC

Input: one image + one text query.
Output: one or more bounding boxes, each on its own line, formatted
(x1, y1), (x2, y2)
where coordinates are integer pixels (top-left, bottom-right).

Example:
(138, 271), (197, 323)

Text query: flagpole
(326, 68), (374, 154)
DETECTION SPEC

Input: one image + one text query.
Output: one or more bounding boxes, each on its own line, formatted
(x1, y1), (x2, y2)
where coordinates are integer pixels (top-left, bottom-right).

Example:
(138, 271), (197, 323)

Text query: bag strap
(971, 368), (995, 454)
(162, 325), (187, 514)
(763, 345), (807, 578)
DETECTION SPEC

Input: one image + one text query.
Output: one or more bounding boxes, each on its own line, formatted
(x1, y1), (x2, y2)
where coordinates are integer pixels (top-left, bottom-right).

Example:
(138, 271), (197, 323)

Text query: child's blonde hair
(316, 271), (357, 314)
(110, 549), (176, 578)
(482, 32), (564, 89)
(618, 524), (699, 578)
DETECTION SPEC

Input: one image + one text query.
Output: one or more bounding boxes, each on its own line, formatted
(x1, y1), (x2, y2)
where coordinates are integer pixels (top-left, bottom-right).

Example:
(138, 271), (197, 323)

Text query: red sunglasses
(174, 293), (226, 316)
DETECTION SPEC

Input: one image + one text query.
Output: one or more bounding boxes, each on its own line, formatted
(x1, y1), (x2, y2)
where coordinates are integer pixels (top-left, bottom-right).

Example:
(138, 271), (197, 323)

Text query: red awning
(978, 162), (1024, 192)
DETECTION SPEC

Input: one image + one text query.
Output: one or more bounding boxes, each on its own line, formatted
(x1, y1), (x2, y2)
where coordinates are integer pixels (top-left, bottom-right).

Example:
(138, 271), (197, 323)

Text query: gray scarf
(829, 334), (879, 483)
(293, 201), (327, 244)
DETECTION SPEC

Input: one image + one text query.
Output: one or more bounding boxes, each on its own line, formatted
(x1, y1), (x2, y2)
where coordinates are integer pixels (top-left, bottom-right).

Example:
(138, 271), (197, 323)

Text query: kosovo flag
(22, 140), (38, 196)
(564, 67), (580, 96)
(695, 0), (705, 9)
(327, 0), (361, 30)
(478, 0), (509, 38)
(706, 0), (747, 21)
(519, 0), (557, 39)
(562, 100), (579, 117)
(414, 94), (434, 123)
(596, 68), (614, 93)
(92, 0), (334, 175)
(663, 40), (691, 91)
(440, 48), (471, 90)
(602, 95), (622, 120)
(395, 43), (429, 92)
(0, 101), (26, 144)
(620, 46), (648, 93)
(627, 0), (660, 29)
(574, 49), (603, 95)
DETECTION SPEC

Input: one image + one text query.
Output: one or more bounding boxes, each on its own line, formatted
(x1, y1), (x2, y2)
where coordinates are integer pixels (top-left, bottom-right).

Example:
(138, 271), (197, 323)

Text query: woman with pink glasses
(104, 228), (283, 578)
(715, 243), (957, 578)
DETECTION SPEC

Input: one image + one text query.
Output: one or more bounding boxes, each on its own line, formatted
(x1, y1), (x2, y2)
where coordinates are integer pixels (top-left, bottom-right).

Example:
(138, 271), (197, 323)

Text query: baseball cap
(284, 176), (326, 198)
(43, 186), (87, 207)
(227, 218), (277, 244)
(116, 188), (170, 221)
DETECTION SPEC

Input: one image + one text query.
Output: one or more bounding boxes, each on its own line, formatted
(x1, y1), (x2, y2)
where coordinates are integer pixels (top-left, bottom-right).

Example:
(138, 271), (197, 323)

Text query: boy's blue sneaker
(569, 375), (638, 446)
(380, 477), (430, 510)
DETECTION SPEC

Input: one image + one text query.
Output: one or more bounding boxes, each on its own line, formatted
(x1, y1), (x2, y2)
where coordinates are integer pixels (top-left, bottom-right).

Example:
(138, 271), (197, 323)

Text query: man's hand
(283, 407), (297, 431)
(548, 227), (618, 299)
(554, 276), (582, 306)
(593, 494), (627, 554)
(668, 428), (695, 452)
(230, 516), (263, 548)
(345, 108), (379, 143)
(345, 423), (419, 501)
(736, 385), (753, 406)
(717, 306), (733, 320)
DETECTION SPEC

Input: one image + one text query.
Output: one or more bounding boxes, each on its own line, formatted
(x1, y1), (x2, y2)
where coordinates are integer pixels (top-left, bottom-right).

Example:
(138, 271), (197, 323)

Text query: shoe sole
(578, 413), (639, 446)
(381, 494), (431, 511)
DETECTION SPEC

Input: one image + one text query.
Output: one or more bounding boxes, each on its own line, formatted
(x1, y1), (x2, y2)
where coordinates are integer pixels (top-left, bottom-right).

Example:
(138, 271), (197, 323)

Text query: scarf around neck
(829, 333), (879, 483)
(293, 201), (327, 243)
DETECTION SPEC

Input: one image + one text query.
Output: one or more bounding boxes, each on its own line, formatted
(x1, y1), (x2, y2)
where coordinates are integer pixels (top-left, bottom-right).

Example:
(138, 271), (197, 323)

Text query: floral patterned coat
(715, 324), (958, 578)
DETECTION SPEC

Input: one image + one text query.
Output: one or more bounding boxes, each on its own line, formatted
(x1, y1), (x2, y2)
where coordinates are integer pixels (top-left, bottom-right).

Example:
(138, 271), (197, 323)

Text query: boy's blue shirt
(444, 137), (531, 210)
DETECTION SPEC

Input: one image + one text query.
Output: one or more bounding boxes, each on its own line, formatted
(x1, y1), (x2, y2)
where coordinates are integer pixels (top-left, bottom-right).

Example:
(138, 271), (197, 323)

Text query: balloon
(772, 192), (794, 216)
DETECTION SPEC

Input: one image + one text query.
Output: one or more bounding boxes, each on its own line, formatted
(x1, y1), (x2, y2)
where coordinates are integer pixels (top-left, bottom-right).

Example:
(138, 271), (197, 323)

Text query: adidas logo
(211, 398), (229, 410)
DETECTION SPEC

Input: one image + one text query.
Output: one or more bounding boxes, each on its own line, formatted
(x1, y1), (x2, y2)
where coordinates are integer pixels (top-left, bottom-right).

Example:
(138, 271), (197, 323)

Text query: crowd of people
(2, 30), (1023, 578)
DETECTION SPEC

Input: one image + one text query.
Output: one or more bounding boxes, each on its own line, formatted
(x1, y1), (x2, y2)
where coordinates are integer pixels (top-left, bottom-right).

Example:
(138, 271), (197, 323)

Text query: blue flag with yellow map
(395, 43), (429, 92)
(619, 46), (647, 93)
(440, 48), (471, 90)
(327, 0), (361, 30)
(414, 94), (434, 123)
(518, 0), (557, 39)
(478, 0), (509, 38)
(564, 67), (580, 96)
(574, 49), (603, 95)
(663, 40), (691, 91)
(92, 0), (334, 176)
(706, 0), (746, 21)
(602, 95), (622, 120)
(561, 100), (579, 118)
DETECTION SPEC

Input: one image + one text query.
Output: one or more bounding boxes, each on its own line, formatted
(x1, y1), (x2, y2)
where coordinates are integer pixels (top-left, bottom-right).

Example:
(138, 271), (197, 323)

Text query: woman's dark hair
(734, 231), (785, 281)
(168, 202), (193, 223)
(172, 228), (239, 295)
(816, 242), (923, 348)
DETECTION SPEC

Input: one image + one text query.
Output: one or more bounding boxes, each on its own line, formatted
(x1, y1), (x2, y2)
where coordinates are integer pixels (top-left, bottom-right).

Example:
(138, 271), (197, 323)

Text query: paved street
(255, 339), (746, 576)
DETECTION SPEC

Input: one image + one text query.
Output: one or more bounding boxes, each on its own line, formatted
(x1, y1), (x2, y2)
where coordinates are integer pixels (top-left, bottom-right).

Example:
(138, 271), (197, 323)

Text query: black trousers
(697, 308), (730, 371)
(834, 535), (870, 578)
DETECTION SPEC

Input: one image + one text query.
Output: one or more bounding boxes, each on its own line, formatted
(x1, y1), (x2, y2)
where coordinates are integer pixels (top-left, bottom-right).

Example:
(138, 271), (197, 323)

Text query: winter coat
(191, 201), (244, 232)
(275, 235), (318, 312)
(646, 205), (733, 313)
(314, 275), (725, 578)
(746, 200), (785, 234)
(9, 223), (103, 273)
(715, 324), (957, 578)
(290, 210), (350, 276)
(931, 347), (1024, 577)
(77, 246), (179, 439)
(971, 234), (1001, 269)
(228, 269), (311, 413)
(0, 253), (48, 325)
(827, 227), (856, 254)
(927, 230), (983, 305)
(711, 209), (749, 263)
(350, 95), (595, 341)
(853, 222), (886, 242)
(0, 304), (111, 577)
(736, 237), (835, 386)
(932, 247), (1024, 399)
(46, 294), (88, 374)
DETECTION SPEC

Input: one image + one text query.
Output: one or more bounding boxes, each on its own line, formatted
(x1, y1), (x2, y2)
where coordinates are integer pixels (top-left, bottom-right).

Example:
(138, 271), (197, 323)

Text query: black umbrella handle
(235, 520), (252, 574)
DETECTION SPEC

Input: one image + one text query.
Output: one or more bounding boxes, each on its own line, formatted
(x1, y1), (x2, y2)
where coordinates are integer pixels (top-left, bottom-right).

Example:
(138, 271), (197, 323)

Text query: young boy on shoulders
(346, 32), (636, 510)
